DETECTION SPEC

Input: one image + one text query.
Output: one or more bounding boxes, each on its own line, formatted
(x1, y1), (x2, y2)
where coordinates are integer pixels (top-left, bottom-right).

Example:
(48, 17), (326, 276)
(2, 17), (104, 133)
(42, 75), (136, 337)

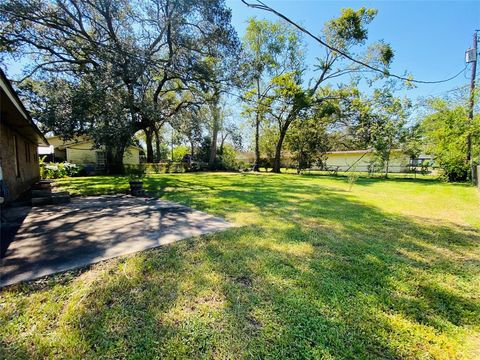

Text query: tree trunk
(272, 126), (289, 173)
(209, 106), (220, 169)
(384, 156), (390, 178)
(190, 139), (195, 157)
(219, 134), (227, 155)
(106, 148), (114, 174)
(254, 76), (261, 171)
(145, 127), (154, 163)
(154, 127), (161, 162)
(106, 144), (126, 174)
(113, 147), (125, 174)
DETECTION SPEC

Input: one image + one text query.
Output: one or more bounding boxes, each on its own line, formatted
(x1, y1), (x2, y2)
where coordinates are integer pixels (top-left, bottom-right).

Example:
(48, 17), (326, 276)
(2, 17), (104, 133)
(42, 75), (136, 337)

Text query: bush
(171, 146), (190, 162)
(218, 145), (242, 171)
(124, 163), (146, 181)
(420, 98), (479, 182)
(367, 160), (383, 176)
(124, 162), (189, 175)
(258, 158), (272, 171)
(438, 158), (470, 182)
(40, 160), (80, 179)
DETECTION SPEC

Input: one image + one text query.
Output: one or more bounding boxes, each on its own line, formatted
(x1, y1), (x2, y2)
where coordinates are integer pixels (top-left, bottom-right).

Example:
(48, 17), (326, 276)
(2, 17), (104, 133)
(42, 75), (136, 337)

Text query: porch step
(31, 189), (52, 197)
(31, 191), (71, 206)
(32, 180), (53, 191)
(31, 196), (52, 206)
(52, 192), (71, 204)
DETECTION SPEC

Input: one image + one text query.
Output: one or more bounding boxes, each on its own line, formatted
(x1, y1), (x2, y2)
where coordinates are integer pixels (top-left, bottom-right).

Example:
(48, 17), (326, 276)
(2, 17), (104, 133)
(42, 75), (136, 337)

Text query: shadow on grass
(2, 174), (478, 358)
(299, 172), (476, 188)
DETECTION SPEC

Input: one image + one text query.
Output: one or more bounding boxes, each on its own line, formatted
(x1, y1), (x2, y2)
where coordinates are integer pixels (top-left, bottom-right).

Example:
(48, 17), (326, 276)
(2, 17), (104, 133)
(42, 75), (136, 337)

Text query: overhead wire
(241, 0), (469, 85)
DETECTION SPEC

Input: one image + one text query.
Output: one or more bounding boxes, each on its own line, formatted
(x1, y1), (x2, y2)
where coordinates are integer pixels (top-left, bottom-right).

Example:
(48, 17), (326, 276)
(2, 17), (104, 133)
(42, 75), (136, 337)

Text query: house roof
(46, 135), (144, 152)
(0, 68), (49, 146)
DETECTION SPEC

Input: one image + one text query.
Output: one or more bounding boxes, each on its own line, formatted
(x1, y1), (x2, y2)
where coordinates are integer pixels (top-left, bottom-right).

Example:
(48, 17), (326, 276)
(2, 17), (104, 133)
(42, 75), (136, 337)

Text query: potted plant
(126, 164), (146, 196)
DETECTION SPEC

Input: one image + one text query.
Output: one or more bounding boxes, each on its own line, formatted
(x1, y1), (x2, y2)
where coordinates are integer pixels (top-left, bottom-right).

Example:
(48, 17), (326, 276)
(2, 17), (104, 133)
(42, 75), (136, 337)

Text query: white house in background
(39, 136), (142, 172)
(324, 149), (432, 173)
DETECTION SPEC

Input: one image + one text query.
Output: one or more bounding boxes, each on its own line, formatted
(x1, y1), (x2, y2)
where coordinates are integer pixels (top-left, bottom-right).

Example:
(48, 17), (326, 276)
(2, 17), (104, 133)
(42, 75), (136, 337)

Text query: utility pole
(466, 31), (478, 182)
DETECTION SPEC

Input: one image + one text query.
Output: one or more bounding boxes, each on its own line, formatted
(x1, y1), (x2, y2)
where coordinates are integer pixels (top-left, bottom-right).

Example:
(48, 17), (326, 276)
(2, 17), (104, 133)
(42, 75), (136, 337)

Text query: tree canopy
(1, 2), (476, 181)
(1, 0), (240, 170)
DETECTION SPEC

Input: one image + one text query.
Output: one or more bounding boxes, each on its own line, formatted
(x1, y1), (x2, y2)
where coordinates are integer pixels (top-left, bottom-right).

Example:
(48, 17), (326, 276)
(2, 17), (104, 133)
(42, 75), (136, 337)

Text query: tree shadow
(1, 205), (31, 258)
(1, 195), (229, 287)
(299, 172), (474, 188)
(194, 193), (479, 358)
(1, 175), (479, 358)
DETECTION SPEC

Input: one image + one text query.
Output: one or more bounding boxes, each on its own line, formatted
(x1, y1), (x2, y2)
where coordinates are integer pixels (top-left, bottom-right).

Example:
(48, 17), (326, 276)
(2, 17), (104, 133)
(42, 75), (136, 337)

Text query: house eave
(0, 68), (49, 146)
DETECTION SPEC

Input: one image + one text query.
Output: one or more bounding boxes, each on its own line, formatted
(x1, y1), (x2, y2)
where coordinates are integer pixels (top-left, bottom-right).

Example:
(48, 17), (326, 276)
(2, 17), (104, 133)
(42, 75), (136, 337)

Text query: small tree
(249, 8), (394, 173)
(368, 88), (411, 177)
(286, 105), (334, 174)
(420, 98), (480, 181)
(242, 18), (302, 170)
(347, 170), (360, 191)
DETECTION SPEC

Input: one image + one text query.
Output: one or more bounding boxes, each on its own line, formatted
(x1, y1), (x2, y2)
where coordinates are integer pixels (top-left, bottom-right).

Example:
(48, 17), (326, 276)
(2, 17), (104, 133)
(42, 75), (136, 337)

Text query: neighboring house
(324, 149), (432, 173)
(40, 136), (142, 172)
(0, 69), (49, 202)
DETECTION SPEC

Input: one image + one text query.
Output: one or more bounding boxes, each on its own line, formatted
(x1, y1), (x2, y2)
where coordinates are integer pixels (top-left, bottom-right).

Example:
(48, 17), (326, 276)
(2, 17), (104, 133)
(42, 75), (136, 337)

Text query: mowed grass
(1, 173), (479, 359)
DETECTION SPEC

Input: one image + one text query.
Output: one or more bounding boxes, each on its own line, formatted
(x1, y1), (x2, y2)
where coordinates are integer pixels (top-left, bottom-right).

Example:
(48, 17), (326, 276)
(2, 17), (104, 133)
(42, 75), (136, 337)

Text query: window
(96, 151), (106, 172)
(13, 136), (20, 177)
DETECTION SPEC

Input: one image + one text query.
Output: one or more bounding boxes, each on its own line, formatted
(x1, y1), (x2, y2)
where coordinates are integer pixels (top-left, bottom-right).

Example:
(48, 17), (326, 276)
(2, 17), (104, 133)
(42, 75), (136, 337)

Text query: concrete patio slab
(1, 195), (231, 287)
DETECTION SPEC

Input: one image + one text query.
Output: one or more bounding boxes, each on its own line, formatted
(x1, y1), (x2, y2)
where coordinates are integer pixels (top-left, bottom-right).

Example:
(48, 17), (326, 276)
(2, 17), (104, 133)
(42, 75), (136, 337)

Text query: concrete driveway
(1, 195), (231, 287)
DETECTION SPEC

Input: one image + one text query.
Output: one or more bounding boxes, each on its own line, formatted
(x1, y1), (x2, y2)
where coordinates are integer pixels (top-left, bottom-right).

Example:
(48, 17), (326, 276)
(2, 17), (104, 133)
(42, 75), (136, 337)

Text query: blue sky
(4, 0), (478, 135)
(5, 1), (478, 100)
(226, 0), (479, 100)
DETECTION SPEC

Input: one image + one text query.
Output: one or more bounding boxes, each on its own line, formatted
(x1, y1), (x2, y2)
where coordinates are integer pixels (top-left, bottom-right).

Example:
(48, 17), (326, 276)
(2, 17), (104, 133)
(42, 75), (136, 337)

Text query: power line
(241, 0), (467, 85)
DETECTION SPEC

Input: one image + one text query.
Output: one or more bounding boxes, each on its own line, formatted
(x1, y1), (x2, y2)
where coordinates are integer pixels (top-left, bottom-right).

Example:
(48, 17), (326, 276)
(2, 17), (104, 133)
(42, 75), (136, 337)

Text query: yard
(1, 173), (479, 359)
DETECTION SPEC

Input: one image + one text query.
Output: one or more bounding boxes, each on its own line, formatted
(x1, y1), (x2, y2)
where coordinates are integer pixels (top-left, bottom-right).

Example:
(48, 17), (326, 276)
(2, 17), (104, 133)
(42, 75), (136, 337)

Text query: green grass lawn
(1, 173), (479, 359)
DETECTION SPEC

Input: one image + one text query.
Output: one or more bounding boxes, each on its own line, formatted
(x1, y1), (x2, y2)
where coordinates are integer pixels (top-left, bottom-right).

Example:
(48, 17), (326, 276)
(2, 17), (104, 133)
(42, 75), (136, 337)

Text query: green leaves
(243, 17), (303, 76)
(420, 98), (478, 181)
(324, 7), (378, 49)
(286, 111), (332, 172)
(379, 43), (394, 66)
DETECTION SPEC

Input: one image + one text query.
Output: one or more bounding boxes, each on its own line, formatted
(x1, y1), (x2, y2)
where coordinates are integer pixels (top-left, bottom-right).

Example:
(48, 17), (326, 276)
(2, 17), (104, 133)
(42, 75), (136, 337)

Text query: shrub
(258, 158), (272, 171)
(438, 157), (470, 182)
(419, 160), (431, 176)
(125, 162), (189, 175)
(171, 146), (190, 162)
(420, 98), (479, 182)
(148, 162), (187, 174)
(367, 160), (383, 176)
(40, 160), (80, 179)
(218, 145), (242, 171)
(124, 163), (146, 181)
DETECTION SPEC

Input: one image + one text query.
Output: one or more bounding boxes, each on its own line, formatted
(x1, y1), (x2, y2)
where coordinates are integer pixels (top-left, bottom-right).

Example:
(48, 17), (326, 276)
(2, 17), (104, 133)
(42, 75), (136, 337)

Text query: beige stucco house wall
(324, 149), (410, 173)
(45, 136), (141, 167)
